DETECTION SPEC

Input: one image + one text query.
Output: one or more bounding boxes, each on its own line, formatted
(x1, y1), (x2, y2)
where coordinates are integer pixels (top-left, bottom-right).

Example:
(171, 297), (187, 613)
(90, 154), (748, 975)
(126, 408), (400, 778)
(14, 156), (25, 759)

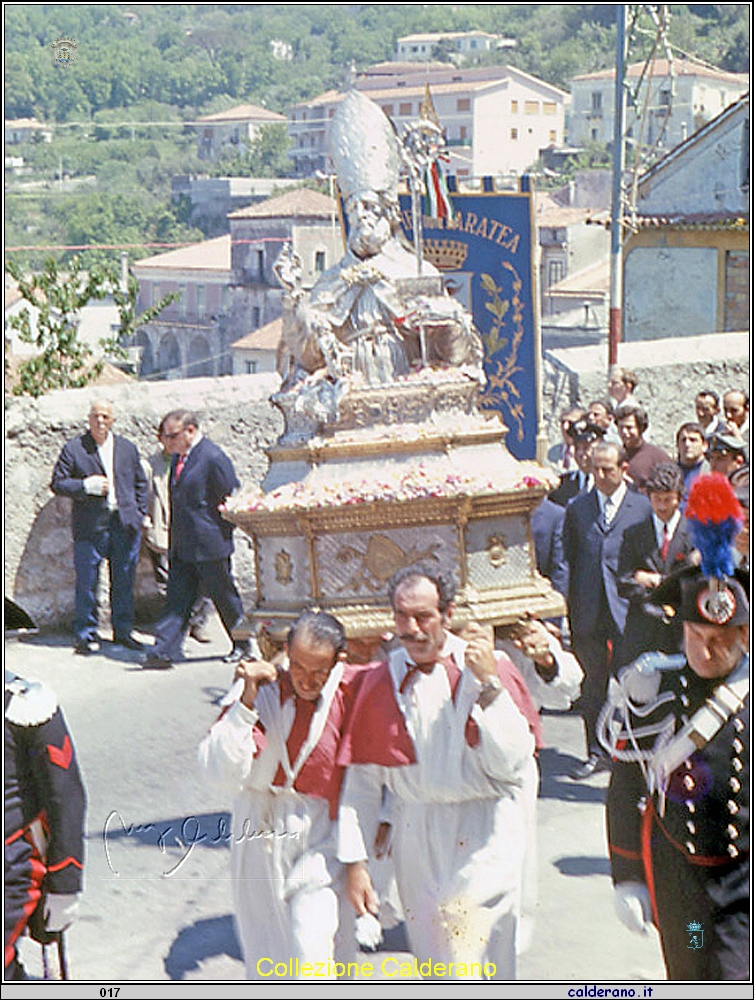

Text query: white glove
(44, 893), (80, 932)
(83, 475), (108, 496)
(354, 912), (382, 951)
(614, 882), (653, 936)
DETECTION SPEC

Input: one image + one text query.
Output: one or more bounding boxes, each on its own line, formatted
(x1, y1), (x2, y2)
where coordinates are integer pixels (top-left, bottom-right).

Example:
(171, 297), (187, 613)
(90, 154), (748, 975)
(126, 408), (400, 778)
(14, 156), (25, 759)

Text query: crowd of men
(544, 374), (748, 781)
(5, 379), (749, 981)
(49, 402), (252, 669)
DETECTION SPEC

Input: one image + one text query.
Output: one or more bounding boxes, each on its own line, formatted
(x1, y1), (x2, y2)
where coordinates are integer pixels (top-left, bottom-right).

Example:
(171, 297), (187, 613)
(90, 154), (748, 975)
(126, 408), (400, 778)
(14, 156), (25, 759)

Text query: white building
(289, 64), (567, 180)
(623, 94), (749, 341)
(4, 118), (52, 144)
(131, 188), (342, 379)
(535, 190), (610, 348)
(231, 317), (282, 376)
(395, 31), (515, 64)
(194, 103), (287, 161)
(568, 56), (748, 154)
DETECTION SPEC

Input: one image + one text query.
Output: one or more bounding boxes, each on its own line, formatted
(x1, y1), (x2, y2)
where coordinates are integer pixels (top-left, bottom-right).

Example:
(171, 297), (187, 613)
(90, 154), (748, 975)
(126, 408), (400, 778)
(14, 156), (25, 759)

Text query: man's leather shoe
(74, 638), (100, 656)
(114, 634), (145, 652)
(142, 653), (174, 671)
(222, 642), (251, 665)
(189, 623), (212, 643)
(572, 753), (611, 780)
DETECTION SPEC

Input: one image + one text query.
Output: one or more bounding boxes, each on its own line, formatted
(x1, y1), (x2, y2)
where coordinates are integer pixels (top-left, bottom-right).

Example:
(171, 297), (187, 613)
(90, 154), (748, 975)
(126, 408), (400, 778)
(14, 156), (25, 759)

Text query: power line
(5, 242), (198, 252)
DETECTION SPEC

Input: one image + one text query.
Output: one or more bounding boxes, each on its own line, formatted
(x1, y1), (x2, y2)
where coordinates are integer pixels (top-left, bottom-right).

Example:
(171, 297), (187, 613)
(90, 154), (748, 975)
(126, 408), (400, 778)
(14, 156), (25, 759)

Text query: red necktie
(174, 454), (186, 482)
(660, 523), (670, 561)
(273, 677), (316, 787)
(399, 655), (461, 696)
(399, 661), (434, 694)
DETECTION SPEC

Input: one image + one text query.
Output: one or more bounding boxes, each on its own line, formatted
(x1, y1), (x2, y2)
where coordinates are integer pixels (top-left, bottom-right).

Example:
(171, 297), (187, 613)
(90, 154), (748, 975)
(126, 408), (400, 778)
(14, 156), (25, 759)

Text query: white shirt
(96, 432), (117, 511)
(185, 429), (203, 456)
(598, 481), (627, 524)
(653, 509), (681, 550)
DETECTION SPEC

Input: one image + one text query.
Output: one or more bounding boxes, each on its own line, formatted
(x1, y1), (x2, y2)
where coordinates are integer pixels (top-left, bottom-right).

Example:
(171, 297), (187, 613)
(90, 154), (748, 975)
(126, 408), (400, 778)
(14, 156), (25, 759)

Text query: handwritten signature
(102, 811), (300, 878)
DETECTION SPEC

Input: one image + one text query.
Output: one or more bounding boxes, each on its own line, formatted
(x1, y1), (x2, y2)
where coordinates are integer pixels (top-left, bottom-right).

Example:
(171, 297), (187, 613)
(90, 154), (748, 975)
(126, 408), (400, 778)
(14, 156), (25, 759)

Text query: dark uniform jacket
(607, 658), (749, 980)
(5, 675), (86, 974)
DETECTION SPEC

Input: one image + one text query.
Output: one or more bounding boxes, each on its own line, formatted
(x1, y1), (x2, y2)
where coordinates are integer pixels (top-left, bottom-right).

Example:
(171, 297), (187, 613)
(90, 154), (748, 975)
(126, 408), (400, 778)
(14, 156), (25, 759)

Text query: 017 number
(100, 990), (120, 997)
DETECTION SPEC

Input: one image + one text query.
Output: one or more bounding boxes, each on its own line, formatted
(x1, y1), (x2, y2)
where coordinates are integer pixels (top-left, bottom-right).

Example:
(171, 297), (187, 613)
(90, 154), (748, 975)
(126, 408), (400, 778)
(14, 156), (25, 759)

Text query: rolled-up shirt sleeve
(197, 701), (261, 795)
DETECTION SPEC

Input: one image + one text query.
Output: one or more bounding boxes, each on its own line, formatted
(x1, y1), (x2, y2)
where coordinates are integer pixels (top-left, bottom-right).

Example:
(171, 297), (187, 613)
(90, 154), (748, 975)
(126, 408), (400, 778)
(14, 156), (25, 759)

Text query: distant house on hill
(568, 56), (748, 154)
(5, 118), (52, 144)
(231, 317), (282, 376)
(394, 31), (515, 64)
(623, 94), (749, 341)
(195, 103), (287, 161)
(171, 175), (302, 237)
(288, 63), (567, 180)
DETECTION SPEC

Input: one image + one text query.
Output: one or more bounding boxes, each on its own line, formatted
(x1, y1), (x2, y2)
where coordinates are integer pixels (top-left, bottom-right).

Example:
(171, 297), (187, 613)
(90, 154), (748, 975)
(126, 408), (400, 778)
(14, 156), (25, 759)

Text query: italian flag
(424, 158), (454, 221)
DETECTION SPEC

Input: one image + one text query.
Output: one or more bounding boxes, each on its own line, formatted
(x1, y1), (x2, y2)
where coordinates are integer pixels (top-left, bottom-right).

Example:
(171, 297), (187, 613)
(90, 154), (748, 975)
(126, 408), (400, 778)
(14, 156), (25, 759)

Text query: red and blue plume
(684, 473), (744, 580)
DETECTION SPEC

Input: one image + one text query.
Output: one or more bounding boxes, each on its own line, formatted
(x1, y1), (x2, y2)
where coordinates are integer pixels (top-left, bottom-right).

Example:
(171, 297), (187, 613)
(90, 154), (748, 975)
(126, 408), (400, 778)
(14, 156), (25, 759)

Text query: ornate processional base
(224, 369), (564, 637)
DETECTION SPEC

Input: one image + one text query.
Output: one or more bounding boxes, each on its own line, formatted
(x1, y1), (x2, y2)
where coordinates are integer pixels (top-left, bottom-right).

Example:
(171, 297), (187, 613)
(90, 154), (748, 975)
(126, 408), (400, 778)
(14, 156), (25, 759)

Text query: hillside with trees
(5, 4), (750, 268)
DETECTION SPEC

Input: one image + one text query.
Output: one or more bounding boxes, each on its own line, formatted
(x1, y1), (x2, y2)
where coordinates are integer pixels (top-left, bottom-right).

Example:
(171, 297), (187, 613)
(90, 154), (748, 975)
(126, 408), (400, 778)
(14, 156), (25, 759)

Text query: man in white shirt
(198, 610), (362, 979)
(51, 400), (147, 654)
(338, 567), (540, 979)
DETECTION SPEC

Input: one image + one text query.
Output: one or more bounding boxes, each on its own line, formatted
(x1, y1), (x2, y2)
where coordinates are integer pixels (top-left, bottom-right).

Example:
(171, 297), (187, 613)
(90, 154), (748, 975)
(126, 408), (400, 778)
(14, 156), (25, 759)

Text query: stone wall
(7, 335), (749, 631)
(542, 331), (750, 454)
(5, 373), (282, 630)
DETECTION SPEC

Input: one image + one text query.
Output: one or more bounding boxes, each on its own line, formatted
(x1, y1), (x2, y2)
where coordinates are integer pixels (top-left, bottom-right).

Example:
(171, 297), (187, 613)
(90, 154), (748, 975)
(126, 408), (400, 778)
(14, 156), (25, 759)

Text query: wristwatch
(478, 674), (503, 709)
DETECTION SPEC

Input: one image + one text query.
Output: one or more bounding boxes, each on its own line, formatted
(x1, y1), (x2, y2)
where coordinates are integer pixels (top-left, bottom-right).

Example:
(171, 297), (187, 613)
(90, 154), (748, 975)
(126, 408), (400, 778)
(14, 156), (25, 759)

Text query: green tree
(432, 38), (457, 63)
(5, 255), (177, 397)
(249, 123), (292, 177)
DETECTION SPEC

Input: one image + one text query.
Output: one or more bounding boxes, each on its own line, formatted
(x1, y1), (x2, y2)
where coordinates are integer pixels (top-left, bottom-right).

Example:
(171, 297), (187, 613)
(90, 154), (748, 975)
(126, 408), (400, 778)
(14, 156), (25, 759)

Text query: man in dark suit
(616, 463), (697, 668)
(531, 496), (568, 599)
(51, 400), (147, 654)
(549, 418), (604, 508)
(143, 410), (248, 669)
(563, 441), (652, 778)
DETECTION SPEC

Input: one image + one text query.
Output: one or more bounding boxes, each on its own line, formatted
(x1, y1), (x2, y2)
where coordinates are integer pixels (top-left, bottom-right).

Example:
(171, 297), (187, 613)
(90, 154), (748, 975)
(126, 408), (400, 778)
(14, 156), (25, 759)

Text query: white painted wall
(474, 79), (563, 176)
(624, 246), (718, 339)
(638, 103), (749, 216)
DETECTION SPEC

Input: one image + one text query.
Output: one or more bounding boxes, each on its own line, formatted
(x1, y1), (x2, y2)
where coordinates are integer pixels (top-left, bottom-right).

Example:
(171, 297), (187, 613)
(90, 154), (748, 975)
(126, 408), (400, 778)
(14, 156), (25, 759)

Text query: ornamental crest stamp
(51, 37), (78, 66)
(686, 920), (704, 950)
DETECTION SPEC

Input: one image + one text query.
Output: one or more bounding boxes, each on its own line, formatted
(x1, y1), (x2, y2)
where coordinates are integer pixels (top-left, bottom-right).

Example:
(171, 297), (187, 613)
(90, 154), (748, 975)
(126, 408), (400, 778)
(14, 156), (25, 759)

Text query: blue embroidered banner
(398, 179), (539, 460)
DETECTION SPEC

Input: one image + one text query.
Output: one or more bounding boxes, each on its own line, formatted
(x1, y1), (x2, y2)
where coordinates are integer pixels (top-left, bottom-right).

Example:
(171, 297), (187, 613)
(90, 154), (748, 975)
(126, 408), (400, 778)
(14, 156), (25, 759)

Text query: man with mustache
(337, 567), (540, 979)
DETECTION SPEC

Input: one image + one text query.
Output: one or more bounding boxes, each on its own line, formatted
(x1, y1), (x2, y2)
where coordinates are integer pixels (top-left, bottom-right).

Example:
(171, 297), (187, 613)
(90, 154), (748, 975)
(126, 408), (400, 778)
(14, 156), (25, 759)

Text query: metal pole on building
(608, 3), (627, 367)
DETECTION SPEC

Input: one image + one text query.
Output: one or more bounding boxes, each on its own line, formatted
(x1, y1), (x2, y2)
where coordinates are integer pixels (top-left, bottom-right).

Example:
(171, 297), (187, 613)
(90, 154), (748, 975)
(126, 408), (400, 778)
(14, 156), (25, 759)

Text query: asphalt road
(7, 618), (669, 986)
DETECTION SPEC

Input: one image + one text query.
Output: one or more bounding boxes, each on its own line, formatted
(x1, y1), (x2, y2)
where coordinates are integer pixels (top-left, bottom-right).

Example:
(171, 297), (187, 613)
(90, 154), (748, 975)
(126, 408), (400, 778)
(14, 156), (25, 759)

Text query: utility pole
(608, 4), (627, 367)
